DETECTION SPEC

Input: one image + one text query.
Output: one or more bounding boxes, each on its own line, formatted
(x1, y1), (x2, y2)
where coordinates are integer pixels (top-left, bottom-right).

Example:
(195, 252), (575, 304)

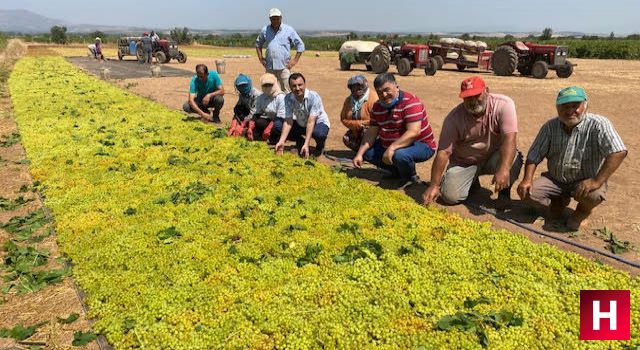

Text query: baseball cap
(459, 76), (486, 98)
(269, 8), (282, 17)
(347, 75), (367, 87)
(556, 86), (587, 105)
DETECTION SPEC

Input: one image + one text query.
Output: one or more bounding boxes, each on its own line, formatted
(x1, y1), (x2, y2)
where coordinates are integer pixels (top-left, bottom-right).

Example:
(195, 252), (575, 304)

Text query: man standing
(275, 73), (330, 159)
(352, 73), (436, 187)
(140, 32), (153, 64)
(255, 8), (305, 93)
(422, 76), (522, 208)
(182, 64), (225, 123)
(517, 86), (627, 230)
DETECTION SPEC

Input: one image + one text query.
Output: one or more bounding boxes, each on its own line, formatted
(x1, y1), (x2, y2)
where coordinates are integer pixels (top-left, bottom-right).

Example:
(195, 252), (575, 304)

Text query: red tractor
(368, 42), (439, 76)
(491, 41), (574, 79)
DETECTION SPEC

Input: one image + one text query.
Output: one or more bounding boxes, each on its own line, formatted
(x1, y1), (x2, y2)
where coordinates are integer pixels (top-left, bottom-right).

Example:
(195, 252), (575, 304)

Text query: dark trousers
(182, 95), (224, 117)
(288, 122), (330, 155)
(364, 139), (434, 179)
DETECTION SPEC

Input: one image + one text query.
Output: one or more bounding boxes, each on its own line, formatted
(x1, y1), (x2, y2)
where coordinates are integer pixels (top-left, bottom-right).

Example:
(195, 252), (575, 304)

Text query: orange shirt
(340, 89), (378, 133)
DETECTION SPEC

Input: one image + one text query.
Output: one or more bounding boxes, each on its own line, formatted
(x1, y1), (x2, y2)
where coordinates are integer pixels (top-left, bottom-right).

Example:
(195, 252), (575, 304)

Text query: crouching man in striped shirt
(352, 73), (436, 188)
(517, 86), (627, 231)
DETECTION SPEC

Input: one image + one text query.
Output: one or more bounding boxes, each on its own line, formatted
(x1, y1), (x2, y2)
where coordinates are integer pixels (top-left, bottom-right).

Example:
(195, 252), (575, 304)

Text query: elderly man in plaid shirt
(517, 86), (627, 231)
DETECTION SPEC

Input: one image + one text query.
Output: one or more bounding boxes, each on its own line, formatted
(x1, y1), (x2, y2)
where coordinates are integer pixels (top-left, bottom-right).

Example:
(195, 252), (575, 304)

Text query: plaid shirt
(527, 113), (626, 183)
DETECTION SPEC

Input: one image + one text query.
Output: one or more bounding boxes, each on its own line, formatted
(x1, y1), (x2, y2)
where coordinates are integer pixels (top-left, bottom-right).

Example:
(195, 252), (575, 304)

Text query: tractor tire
(492, 45), (518, 76)
(366, 64), (372, 71)
(531, 61), (549, 79)
(397, 58), (413, 76)
(370, 45), (391, 74)
(456, 64), (466, 72)
(339, 56), (351, 71)
(556, 60), (573, 78)
(433, 55), (444, 70)
(155, 51), (167, 65)
(424, 57), (438, 76)
(176, 51), (187, 63)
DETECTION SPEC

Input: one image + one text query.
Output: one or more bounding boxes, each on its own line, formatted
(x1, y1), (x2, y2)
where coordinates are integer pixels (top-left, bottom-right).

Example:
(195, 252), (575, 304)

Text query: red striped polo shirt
(370, 91), (436, 149)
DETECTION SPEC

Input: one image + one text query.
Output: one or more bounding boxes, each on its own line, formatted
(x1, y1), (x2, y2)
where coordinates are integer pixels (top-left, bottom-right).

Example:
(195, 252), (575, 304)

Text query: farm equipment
(491, 41), (574, 79)
(117, 36), (187, 64)
(368, 42), (438, 76)
(428, 38), (493, 72)
(338, 40), (379, 71)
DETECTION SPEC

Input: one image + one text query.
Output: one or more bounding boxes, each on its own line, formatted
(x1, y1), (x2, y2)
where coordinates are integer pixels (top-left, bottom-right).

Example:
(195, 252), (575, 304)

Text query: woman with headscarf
(340, 74), (378, 151)
(94, 37), (104, 60)
(247, 73), (287, 142)
(228, 74), (262, 136)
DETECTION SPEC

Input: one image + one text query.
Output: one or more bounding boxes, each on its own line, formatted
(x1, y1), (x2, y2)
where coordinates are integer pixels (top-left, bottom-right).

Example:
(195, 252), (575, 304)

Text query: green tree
(50, 26), (67, 44)
(540, 27), (553, 40)
(504, 34), (515, 40)
(170, 27), (193, 45)
(609, 31), (615, 39)
(460, 33), (471, 40)
(90, 31), (106, 42)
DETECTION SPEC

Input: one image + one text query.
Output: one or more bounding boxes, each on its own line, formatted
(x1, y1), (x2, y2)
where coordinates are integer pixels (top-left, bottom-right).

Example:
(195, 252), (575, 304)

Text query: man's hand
(287, 58), (299, 69)
(382, 148), (395, 165)
(299, 143), (310, 159)
(422, 184), (441, 205)
(492, 169), (510, 193)
(275, 141), (285, 155)
(200, 112), (212, 122)
(352, 154), (364, 168)
(202, 94), (212, 105)
(516, 180), (532, 200)
(259, 57), (267, 68)
(575, 178), (601, 199)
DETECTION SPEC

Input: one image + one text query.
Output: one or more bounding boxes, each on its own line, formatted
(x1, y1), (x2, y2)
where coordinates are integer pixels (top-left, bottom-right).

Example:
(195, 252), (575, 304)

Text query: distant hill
(0, 9), (67, 33)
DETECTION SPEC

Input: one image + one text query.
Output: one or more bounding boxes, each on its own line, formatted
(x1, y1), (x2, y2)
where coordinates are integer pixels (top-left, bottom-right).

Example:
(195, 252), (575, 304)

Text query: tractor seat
(514, 41), (529, 51)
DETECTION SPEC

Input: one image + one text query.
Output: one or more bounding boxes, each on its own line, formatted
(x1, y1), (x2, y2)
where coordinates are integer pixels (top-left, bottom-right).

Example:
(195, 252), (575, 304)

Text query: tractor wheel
(339, 57), (351, 71)
(491, 45), (518, 76)
(556, 60), (573, 78)
(397, 58), (413, 76)
(424, 57), (438, 76)
(177, 51), (187, 63)
(365, 64), (372, 71)
(136, 45), (144, 63)
(456, 64), (466, 72)
(370, 45), (391, 74)
(154, 51), (167, 65)
(433, 55), (444, 70)
(531, 61), (549, 79)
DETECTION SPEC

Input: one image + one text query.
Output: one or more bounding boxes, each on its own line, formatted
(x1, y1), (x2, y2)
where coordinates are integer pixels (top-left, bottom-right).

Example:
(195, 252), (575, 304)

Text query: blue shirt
(285, 89), (331, 128)
(255, 24), (305, 70)
(189, 72), (222, 102)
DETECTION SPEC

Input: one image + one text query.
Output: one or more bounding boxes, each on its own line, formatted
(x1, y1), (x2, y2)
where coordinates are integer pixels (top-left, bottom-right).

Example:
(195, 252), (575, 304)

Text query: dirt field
(66, 50), (640, 270)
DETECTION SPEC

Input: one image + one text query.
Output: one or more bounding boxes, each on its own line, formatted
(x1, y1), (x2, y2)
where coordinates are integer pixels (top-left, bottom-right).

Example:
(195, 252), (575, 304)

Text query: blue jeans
(364, 139), (435, 179)
(277, 121), (329, 155)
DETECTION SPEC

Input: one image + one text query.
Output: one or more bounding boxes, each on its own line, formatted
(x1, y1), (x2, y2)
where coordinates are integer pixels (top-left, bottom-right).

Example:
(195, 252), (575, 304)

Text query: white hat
(95, 37), (101, 41)
(269, 8), (282, 17)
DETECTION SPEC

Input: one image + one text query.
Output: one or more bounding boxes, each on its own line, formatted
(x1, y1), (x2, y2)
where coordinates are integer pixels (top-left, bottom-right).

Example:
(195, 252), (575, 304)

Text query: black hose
(466, 202), (640, 270)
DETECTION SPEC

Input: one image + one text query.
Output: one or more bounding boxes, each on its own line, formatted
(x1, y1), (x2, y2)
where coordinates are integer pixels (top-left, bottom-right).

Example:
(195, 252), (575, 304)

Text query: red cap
(459, 76), (486, 98)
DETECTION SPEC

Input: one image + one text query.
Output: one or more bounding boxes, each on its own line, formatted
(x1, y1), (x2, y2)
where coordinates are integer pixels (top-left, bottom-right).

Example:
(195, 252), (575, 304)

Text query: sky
(3, 0), (640, 34)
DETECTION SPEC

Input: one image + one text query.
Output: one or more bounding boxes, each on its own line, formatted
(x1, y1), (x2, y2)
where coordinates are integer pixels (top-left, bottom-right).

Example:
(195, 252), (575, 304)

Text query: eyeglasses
(348, 84), (365, 90)
(262, 83), (274, 87)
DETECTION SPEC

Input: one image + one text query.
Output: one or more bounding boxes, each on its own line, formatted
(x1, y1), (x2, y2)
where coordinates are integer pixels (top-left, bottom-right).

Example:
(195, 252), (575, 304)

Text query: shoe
(400, 175), (424, 189)
(211, 115), (222, 124)
(566, 204), (592, 231)
(548, 196), (570, 222)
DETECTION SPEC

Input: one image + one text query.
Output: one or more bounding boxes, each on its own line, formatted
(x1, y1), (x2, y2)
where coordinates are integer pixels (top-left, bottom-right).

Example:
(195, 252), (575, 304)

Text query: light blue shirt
(285, 89), (331, 128)
(255, 24), (305, 70)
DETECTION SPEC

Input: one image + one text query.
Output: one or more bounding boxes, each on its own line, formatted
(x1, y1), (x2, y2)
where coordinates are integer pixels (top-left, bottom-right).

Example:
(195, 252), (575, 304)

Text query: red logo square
(580, 290), (630, 340)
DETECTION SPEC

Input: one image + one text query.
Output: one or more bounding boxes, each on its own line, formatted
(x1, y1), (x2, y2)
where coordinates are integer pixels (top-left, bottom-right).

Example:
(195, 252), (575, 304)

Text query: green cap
(556, 86), (587, 105)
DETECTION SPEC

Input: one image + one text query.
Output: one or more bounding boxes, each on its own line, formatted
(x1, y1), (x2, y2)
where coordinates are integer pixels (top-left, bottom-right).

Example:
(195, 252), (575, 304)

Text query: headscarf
(234, 74), (253, 96)
(348, 75), (369, 120)
(259, 73), (283, 98)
